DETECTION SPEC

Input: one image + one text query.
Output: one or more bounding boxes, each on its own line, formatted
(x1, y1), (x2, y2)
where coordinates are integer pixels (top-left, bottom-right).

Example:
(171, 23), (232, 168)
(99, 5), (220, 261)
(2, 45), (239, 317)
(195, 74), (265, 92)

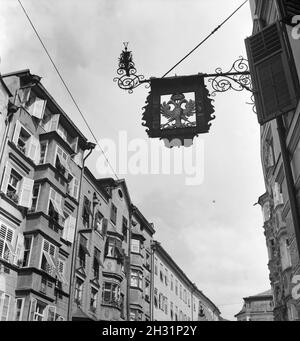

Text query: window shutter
(67, 216), (76, 243)
(29, 298), (37, 321)
(27, 136), (40, 163)
(46, 305), (56, 321)
(12, 120), (22, 146)
(1, 162), (12, 194)
(14, 233), (25, 266)
(20, 87), (31, 105)
(50, 114), (60, 131)
(70, 137), (79, 153)
(62, 216), (70, 241)
(30, 98), (47, 119)
(245, 21), (299, 125)
(102, 218), (108, 236)
(19, 178), (34, 208)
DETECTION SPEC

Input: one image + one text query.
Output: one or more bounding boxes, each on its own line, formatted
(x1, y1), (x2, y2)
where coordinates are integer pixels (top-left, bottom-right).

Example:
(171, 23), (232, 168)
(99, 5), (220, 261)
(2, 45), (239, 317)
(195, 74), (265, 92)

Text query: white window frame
(14, 297), (25, 321)
(22, 235), (33, 268)
(29, 184), (41, 213)
(0, 293), (11, 321)
(131, 239), (140, 254)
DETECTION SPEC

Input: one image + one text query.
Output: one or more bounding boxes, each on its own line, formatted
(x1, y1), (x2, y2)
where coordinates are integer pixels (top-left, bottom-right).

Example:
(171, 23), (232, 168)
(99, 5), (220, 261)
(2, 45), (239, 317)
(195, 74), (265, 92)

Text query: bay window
(131, 239), (140, 254)
(14, 298), (25, 321)
(48, 187), (64, 223)
(29, 298), (56, 321)
(74, 277), (84, 305)
(90, 287), (98, 312)
(130, 269), (143, 289)
(102, 282), (121, 306)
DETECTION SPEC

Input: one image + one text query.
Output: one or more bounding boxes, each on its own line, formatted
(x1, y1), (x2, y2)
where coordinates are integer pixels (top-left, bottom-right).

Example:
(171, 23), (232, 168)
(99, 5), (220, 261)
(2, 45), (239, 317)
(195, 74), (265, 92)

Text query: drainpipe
(67, 141), (96, 321)
(127, 204), (134, 321)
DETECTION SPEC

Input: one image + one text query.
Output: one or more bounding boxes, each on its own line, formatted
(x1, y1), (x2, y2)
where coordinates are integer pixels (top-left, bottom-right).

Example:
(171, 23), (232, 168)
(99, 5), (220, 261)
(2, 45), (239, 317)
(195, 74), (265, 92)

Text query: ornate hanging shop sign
(142, 75), (215, 147)
(114, 44), (254, 147)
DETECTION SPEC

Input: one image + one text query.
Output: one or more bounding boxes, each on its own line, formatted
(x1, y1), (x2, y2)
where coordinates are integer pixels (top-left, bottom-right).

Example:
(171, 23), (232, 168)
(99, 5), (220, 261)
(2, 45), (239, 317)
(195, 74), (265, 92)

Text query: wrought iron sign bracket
(114, 46), (253, 95)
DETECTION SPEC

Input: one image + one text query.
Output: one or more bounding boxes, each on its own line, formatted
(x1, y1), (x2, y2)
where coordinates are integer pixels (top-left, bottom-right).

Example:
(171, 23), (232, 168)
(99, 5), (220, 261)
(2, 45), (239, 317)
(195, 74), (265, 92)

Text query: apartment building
(0, 69), (90, 321)
(129, 206), (155, 321)
(96, 177), (131, 321)
(235, 289), (274, 321)
(246, 0), (300, 320)
(152, 241), (221, 321)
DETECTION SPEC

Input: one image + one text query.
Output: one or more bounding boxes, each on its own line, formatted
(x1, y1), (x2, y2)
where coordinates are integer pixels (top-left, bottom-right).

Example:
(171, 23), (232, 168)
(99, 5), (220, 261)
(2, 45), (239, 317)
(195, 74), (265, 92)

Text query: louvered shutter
(278, 0), (300, 23)
(245, 21), (299, 125)
(14, 233), (25, 266)
(102, 218), (108, 236)
(19, 178), (34, 208)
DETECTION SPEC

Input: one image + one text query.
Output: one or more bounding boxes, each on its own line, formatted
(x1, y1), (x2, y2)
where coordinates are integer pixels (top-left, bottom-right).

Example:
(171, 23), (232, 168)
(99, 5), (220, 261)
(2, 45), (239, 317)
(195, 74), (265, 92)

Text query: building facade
(129, 206), (155, 321)
(247, 0), (300, 321)
(235, 289), (274, 321)
(0, 69), (89, 321)
(0, 70), (222, 321)
(152, 241), (221, 321)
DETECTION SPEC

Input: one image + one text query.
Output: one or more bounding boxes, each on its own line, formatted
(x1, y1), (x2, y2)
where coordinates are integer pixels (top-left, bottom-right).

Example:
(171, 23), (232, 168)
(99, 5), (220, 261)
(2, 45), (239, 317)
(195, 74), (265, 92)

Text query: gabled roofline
(0, 75), (13, 97)
(132, 205), (155, 235)
(2, 69), (87, 143)
(83, 167), (111, 201)
(153, 240), (221, 315)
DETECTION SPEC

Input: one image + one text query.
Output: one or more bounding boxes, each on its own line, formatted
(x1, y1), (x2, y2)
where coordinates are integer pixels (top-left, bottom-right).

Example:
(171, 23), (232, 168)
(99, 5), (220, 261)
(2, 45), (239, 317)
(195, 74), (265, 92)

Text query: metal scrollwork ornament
(113, 42), (145, 93)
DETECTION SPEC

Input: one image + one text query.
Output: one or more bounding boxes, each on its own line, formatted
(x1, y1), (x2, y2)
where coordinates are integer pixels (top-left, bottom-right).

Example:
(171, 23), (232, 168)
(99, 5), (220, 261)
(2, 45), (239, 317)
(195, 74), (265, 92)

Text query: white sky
(0, 0), (270, 320)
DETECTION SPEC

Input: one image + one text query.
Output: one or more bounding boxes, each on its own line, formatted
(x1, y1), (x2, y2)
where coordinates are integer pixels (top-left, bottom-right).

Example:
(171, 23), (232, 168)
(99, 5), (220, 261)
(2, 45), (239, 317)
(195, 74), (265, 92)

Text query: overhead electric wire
(161, 0), (249, 78)
(17, 0), (119, 180)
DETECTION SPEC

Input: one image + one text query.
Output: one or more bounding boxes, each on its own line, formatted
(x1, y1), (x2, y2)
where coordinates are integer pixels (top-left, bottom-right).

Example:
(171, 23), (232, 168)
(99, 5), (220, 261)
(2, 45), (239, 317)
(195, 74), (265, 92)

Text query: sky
(0, 0), (270, 320)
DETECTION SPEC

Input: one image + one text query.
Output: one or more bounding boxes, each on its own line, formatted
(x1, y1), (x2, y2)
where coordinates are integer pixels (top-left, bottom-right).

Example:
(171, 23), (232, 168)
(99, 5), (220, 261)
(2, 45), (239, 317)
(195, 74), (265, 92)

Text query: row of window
(0, 293), (64, 321)
(153, 289), (191, 321)
(13, 119), (81, 194)
(154, 258), (191, 307)
(74, 276), (125, 316)
(0, 223), (67, 283)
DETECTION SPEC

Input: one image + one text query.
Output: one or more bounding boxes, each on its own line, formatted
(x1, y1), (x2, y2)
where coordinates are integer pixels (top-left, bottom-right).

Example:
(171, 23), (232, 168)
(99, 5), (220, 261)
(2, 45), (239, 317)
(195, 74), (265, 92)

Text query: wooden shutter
(245, 21), (299, 125)
(50, 114), (60, 131)
(12, 120), (22, 146)
(19, 177), (34, 208)
(1, 162), (11, 194)
(278, 0), (300, 23)
(102, 218), (108, 236)
(27, 135), (40, 163)
(62, 216), (70, 241)
(67, 216), (76, 243)
(31, 98), (47, 119)
(14, 233), (25, 266)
